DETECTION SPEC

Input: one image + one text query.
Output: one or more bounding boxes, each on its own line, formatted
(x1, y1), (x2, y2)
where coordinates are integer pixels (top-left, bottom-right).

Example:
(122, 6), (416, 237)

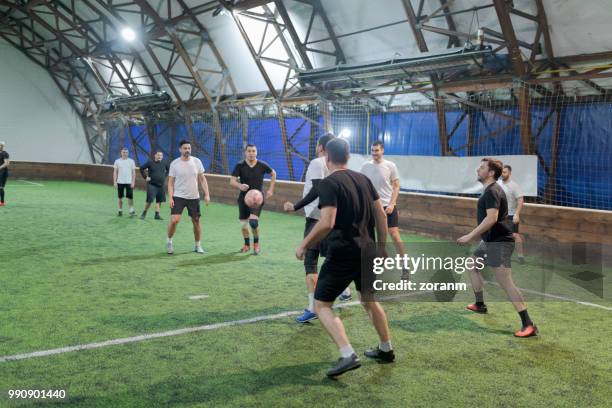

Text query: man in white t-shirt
(498, 164), (525, 263)
(360, 141), (407, 272)
(284, 134), (334, 323)
(166, 140), (211, 255)
(113, 147), (136, 217)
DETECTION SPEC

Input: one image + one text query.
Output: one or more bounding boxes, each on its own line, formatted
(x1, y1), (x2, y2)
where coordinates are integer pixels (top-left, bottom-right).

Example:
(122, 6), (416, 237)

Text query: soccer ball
(244, 189), (264, 209)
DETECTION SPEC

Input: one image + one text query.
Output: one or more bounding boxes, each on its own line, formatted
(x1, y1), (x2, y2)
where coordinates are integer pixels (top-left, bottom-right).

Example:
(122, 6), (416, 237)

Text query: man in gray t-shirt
(360, 141), (407, 275)
(498, 164), (525, 263)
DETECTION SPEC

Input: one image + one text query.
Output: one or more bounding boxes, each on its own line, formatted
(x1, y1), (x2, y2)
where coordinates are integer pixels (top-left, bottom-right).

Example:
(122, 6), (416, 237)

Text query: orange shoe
(253, 243), (261, 255)
(0, 202), (4, 207)
(240, 245), (250, 253)
(466, 303), (487, 314)
(514, 324), (538, 338)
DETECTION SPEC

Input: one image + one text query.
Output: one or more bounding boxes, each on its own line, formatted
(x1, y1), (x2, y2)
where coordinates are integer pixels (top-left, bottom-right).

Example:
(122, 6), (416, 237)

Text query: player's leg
(167, 197), (185, 254)
(361, 298), (395, 362)
(141, 184), (153, 219)
(466, 241), (487, 313)
(514, 230), (525, 264)
(250, 202), (264, 255)
(249, 215), (260, 254)
(186, 199), (203, 253)
(238, 197), (251, 252)
(296, 218), (320, 323)
(491, 242), (537, 336)
(0, 171), (7, 204)
(155, 185), (165, 220)
(314, 260), (361, 377)
(117, 184), (125, 216)
(126, 186), (135, 216)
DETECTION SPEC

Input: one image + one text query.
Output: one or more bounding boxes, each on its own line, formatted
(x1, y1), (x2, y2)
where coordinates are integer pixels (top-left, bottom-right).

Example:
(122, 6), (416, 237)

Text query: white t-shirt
(302, 156), (329, 219)
(498, 179), (523, 216)
(360, 159), (400, 207)
(114, 158), (136, 184)
(169, 156), (205, 199)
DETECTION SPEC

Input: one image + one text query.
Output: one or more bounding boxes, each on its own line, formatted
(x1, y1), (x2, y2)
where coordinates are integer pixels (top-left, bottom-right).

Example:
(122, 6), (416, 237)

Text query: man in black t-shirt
(457, 158), (537, 338)
(230, 144), (276, 255)
(139, 150), (170, 220)
(296, 138), (394, 378)
(0, 141), (10, 206)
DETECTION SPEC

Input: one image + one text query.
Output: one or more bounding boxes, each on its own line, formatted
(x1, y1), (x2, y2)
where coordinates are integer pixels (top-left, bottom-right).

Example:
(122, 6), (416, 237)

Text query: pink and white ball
(244, 189), (264, 209)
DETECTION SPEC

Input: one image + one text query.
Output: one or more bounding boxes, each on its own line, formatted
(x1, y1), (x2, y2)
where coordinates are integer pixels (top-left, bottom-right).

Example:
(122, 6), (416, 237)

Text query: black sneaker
(140, 213), (146, 220)
(117, 211), (123, 217)
(518, 256), (526, 265)
(364, 347), (395, 363)
(154, 214), (163, 220)
(326, 354), (361, 378)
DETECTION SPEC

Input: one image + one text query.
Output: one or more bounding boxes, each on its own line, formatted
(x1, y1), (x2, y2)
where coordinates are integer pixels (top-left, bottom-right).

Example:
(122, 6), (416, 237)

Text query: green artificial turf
(0, 180), (610, 407)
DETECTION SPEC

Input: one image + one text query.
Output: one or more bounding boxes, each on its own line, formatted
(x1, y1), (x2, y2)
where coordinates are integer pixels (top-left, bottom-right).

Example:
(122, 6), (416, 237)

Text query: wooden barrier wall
(10, 162), (612, 252)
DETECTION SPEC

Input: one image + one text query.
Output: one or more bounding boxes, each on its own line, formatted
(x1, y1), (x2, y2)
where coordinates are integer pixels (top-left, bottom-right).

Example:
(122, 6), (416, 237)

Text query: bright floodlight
(339, 128), (351, 138)
(121, 27), (136, 42)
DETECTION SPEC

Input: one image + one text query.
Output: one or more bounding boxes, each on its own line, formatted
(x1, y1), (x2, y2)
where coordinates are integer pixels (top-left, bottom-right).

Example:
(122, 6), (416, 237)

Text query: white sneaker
(194, 245), (204, 254)
(166, 241), (174, 254)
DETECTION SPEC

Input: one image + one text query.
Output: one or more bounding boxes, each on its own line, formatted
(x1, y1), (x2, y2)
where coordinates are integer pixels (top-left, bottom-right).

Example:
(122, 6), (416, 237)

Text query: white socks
(308, 293), (315, 312)
(339, 345), (355, 358)
(379, 341), (393, 352)
(195, 241), (201, 247)
(167, 238), (172, 243)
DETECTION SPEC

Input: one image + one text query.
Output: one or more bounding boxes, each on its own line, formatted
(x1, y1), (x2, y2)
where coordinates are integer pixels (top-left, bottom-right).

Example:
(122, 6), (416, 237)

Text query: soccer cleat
(129, 209), (136, 217)
(240, 245), (250, 253)
(154, 214), (163, 220)
(117, 210), (123, 217)
(253, 243), (261, 255)
(514, 324), (538, 338)
(364, 347), (395, 363)
(326, 354), (361, 378)
(466, 303), (488, 314)
(166, 241), (174, 255)
(194, 245), (205, 254)
(518, 256), (526, 265)
(0, 202), (5, 207)
(295, 309), (317, 323)
(338, 292), (352, 302)
(140, 213), (146, 220)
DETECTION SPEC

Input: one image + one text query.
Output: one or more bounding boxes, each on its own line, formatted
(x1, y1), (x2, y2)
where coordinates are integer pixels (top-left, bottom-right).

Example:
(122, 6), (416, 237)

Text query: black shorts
(314, 252), (377, 302)
(304, 217), (320, 274)
(507, 216), (519, 233)
(0, 170), (7, 188)
(117, 184), (133, 199)
(146, 183), (166, 203)
(171, 196), (200, 218)
(238, 192), (264, 220)
(384, 206), (399, 228)
(473, 240), (514, 268)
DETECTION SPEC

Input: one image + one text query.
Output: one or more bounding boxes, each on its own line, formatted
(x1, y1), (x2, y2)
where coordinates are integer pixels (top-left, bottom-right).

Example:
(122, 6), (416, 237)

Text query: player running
(457, 158), (537, 338)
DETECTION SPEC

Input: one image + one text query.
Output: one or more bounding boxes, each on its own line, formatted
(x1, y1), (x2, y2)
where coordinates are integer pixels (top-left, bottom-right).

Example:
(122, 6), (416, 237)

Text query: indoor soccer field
(1, 181), (610, 407)
(2, 0), (612, 407)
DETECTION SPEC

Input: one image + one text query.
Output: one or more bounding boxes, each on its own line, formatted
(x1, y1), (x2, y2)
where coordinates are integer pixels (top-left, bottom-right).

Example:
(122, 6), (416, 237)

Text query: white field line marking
(1, 287), (609, 363)
(188, 294), (209, 300)
(11, 180), (44, 186)
(485, 280), (612, 311)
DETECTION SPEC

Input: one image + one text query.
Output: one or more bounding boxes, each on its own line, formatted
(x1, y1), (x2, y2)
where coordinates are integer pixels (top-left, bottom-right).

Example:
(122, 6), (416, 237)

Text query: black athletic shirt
(231, 160), (273, 193)
(318, 169), (380, 261)
(477, 182), (513, 242)
(140, 159), (169, 187)
(0, 151), (9, 173)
